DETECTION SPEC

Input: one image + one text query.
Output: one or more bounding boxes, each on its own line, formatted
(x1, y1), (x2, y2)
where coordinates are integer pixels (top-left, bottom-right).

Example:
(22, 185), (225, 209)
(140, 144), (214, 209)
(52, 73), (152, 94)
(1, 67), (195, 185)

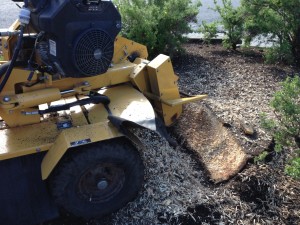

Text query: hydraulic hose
(0, 62), (11, 78)
(0, 25), (25, 93)
(0, 61), (29, 79)
(0, 1), (30, 93)
(24, 0), (28, 8)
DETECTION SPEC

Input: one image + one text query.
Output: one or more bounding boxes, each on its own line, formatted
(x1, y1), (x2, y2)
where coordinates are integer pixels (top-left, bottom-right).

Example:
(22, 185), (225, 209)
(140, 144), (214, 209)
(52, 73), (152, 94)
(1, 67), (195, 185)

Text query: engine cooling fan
(73, 29), (114, 76)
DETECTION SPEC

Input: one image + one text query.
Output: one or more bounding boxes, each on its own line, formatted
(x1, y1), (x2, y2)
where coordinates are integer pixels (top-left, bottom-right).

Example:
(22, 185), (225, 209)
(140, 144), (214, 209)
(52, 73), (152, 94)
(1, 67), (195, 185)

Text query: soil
(173, 43), (296, 156)
(169, 43), (300, 224)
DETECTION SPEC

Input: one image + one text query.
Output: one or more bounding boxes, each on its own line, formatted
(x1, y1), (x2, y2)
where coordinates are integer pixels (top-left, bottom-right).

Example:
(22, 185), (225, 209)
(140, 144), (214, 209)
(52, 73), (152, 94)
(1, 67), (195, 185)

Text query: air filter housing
(29, 0), (121, 77)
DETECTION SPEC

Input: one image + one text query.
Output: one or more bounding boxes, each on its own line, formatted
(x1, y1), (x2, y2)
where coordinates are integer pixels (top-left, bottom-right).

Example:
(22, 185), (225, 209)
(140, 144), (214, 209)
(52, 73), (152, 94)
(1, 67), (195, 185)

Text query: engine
(28, 0), (121, 77)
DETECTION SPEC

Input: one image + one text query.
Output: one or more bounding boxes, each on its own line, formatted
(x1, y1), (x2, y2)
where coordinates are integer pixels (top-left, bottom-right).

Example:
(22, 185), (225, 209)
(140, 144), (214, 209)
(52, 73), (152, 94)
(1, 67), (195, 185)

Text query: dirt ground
(171, 43), (300, 224)
(43, 43), (300, 225)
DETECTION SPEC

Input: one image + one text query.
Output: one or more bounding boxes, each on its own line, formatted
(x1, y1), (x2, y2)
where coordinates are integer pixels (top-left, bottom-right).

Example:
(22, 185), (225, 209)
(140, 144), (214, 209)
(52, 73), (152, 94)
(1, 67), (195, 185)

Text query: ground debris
(112, 127), (211, 224)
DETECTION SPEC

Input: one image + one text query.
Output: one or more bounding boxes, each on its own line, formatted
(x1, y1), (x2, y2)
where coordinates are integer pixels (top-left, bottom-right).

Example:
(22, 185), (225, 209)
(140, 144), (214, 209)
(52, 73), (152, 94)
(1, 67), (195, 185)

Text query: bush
(241, 0), (300, 64)
(116, 0), (201, 58)
(264, 41), (294, 65)
(261, 76), (300, 179)
(213, 0), (245, 50)
(285, 156), (300, 179)
(254, 151), (269, 164)
(199, 21), (218, 44)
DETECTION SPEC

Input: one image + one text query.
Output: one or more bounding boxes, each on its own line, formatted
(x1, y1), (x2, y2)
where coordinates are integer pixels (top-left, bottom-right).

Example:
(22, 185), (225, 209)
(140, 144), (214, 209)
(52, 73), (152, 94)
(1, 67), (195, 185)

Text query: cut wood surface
(174, 103), (250, 183)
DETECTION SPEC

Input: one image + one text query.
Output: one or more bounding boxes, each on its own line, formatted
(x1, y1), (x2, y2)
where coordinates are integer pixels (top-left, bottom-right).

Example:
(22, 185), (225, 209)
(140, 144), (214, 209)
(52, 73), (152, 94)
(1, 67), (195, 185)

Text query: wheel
(49, 138), (144, 219)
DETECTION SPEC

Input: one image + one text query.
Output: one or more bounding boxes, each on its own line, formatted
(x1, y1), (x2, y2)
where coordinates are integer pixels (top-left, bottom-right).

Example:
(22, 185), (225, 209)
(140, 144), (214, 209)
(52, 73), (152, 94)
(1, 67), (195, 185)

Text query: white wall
(0, 0), (20, 28)
(0, 0), (241, 30)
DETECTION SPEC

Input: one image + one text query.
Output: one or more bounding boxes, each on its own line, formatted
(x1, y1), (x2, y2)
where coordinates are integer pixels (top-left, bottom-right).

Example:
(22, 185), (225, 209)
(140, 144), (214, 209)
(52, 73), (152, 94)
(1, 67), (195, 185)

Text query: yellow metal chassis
(0, 26), (207, 179)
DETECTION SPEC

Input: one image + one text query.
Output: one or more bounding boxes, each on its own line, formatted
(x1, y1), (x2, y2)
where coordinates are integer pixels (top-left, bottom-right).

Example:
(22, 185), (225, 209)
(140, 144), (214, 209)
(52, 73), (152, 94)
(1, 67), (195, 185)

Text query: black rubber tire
(49, 138), (144, 219)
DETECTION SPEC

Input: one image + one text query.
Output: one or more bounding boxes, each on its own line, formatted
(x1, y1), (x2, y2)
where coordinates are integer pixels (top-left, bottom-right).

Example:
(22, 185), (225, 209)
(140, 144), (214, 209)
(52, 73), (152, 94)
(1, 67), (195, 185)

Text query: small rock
(239, 119), (255, 135)
(162, 199), (172, 206)
(223, 122), (232, 128)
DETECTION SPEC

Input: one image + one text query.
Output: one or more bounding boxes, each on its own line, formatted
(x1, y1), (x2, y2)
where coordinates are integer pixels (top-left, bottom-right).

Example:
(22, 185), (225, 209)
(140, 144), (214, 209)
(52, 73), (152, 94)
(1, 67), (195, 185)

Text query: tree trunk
(292, 26), (300, 63)
(232, 43), (237, 51)
(295, 136), (300, 148)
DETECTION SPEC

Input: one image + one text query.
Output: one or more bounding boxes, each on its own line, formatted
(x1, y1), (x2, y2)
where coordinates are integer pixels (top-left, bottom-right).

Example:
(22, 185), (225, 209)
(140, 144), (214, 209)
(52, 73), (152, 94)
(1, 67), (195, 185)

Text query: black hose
(24, 0), (28, 8)
(0, 61), (28, 75)
(0, 0), (30, 92)
(0, 25), (25, 93)
(0, 62), (11, 78)
(0, 61), (28, 81)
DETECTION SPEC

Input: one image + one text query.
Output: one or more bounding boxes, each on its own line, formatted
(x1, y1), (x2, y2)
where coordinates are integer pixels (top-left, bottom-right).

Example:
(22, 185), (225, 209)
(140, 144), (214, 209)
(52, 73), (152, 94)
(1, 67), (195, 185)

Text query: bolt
(116, 22), (122, 29)
(3, 96), (10, 102)
(97, 180), (109, 190)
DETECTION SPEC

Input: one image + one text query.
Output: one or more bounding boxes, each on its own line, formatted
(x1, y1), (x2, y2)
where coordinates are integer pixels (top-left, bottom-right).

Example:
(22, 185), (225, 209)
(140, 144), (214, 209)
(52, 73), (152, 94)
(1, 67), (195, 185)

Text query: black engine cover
(29, 0), (121, 77)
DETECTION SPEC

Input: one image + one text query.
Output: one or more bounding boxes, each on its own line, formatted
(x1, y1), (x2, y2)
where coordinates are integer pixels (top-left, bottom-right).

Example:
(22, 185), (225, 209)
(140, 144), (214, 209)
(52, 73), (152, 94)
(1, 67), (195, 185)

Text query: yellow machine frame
(0, 22), (206, 179)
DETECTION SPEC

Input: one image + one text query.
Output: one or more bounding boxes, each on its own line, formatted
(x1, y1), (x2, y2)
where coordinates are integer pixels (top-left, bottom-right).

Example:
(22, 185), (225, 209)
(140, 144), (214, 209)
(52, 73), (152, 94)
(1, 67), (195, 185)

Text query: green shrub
(199, 21), (218, 44)
(213, 0), (245, 50)
(241, 0), (300, 64)
(264, 41), (294, 65)
(261, 76), (300, 178)
(254, 151), (269, 164)
(117, 0), (201, 58)
(285, 156), (300, 179)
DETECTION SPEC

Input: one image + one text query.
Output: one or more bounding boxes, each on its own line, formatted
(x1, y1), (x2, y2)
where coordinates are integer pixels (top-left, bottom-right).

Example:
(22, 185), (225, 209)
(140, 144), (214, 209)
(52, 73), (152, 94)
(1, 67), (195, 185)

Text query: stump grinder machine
(0, 0), (206, 224)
